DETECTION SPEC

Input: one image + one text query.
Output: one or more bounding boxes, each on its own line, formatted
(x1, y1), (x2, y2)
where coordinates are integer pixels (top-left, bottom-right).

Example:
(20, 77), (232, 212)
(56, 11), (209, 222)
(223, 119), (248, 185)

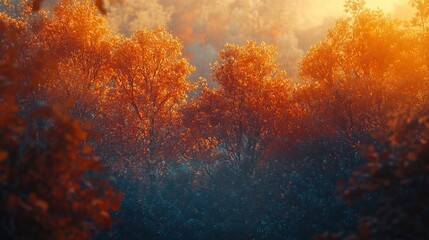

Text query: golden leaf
(35, 200), (49, 212)
(0, 150), (8, 162)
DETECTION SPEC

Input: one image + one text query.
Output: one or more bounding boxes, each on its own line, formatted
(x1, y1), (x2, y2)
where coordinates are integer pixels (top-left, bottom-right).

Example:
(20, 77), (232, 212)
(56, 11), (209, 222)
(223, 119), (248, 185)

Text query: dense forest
(1, 0), (429, 239)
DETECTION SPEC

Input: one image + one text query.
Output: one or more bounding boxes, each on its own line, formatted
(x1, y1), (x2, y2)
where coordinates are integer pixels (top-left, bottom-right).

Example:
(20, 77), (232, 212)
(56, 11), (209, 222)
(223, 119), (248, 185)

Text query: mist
(107, 0), (414, 83)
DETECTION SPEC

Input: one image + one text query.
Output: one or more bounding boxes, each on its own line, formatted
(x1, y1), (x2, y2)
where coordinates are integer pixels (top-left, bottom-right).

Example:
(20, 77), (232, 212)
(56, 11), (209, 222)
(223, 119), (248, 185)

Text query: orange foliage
(2, 0), (429, 238)
(1, 0), (116, 119)
(338, 108), (429, 238)
(298, 4), (429, 145)
(105, 28), (195, 179)
(32, 0), (115, 118)
(1, 1), (122, 238)
(185, 42), (294, 176)
(0, 63), (122, 239)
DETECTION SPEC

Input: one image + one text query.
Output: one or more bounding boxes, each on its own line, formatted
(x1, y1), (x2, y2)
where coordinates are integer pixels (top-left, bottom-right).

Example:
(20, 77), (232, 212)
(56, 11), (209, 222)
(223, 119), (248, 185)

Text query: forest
(1, 0), (429, 239)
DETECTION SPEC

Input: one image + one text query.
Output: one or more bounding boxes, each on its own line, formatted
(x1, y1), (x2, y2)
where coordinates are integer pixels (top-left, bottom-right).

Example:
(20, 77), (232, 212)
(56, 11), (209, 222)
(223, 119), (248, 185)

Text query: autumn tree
(1, 0), (123, 167)
(0, 1), (33, 66)
(185, 41), (293, 176)
(26, 0), (117, 120)
(1, 0), (113, 123)
(313, 3), (429, 239)
(0, 1), (123, 239)
(0, 53), (121, 240)
(298, 0), (423, 148)
(315, 109), (429, 240)
(410, 0), (429, 106)
(104, 27), (194, 180)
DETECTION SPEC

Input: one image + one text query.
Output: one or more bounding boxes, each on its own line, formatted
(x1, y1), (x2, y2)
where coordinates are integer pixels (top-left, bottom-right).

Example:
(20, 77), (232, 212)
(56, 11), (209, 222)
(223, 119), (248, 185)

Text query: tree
(298, 2), (422, 147)
(316, 109), (429, 240)
(313, 3), (429, 239)
(105, 27), (195, 180)
(0, 62), (122, 240)
(0, 1), (122, 238)
(31, 0), (116, 120)
(1, 0), (118, 122)
(410, 0), (429, 104)
(185, 41), (293, 176)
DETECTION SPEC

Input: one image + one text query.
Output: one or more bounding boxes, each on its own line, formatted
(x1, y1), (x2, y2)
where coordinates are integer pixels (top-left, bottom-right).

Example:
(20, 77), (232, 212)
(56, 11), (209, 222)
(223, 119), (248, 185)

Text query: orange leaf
(406, 152), (417, 161)
(0, 150), (8, 162)
(82, 145), (92, 154)
(35, 200), (49, 212)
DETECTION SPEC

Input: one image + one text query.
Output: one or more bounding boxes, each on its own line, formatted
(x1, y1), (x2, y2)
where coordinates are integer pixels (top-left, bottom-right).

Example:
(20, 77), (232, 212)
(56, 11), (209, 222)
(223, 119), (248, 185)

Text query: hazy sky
(107, 0), (415, 82)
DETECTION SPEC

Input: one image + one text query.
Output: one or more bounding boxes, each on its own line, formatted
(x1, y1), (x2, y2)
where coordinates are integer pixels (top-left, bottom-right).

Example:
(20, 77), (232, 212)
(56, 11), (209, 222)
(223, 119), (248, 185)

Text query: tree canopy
(1, 0), (428, 239)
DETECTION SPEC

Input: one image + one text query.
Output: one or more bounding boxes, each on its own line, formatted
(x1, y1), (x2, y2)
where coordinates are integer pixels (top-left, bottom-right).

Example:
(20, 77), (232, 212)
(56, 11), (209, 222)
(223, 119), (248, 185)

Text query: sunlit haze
(1, 0), (428, 238)
(107, 0), (415, 82)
